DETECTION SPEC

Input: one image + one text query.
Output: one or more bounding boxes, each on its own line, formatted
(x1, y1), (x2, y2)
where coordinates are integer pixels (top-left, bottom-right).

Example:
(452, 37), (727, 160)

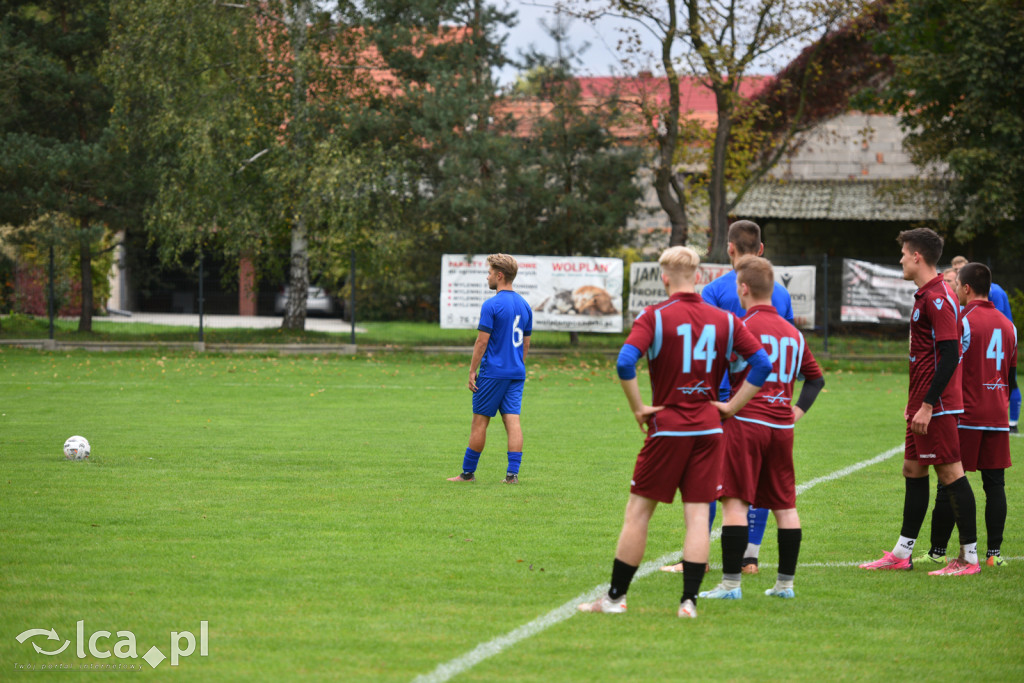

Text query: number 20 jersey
(626, 292), (765, 433)
(730, 305), (823, 427)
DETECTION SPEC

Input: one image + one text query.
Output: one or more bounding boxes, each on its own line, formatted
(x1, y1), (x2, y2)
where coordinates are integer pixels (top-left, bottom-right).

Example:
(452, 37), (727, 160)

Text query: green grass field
(2, 347), (1022, 681)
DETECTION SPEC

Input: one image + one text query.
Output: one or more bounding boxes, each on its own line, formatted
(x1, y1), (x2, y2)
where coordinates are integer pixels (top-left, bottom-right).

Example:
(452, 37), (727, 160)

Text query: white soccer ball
(63, 435), (91, 461)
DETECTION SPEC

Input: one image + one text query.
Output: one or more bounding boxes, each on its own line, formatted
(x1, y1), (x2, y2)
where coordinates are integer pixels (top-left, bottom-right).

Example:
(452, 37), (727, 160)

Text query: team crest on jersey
(676, 380), (711, 397)
(983, 376), (1008, 391)
(933, 298), (944, 310)
(912, 309), (921, 322)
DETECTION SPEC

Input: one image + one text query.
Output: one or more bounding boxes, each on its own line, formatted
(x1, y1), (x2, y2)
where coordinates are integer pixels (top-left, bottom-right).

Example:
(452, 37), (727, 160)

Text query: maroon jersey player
(924, 262), (1017, 567)
(578, 246), (771, 619)
(701, 256), (825, 601)
(860, 228), (981, 576)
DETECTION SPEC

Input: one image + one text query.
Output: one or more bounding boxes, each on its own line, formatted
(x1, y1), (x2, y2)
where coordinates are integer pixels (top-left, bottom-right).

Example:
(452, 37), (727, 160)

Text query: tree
(351, 3), (645, 319)
(105, 0), (395, 330)
(871, 0), (1024, 240)
(0, 0), (126, 331)
(559, 0), (860, 259)
(510, 18), (646, 257)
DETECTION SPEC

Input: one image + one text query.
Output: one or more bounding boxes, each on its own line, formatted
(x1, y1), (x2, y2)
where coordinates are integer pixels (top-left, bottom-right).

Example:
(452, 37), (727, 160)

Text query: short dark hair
(727, 220), (761, 255)
(735, 255), (774, 299)
(897, 228), (944, 266)
(958, 262), (991, 297)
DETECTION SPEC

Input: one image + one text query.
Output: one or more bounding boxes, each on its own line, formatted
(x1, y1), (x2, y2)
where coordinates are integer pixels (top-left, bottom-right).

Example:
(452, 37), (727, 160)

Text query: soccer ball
(63, 436), (91, 461)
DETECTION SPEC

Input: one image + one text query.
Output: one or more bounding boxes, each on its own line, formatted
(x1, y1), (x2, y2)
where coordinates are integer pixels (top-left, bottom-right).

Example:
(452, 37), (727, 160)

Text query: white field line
(413, 443), (906, 683)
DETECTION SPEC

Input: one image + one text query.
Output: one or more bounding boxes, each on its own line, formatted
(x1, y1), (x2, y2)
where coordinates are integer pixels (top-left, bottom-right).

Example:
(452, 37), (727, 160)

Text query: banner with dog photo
(440, 255), (624, 332)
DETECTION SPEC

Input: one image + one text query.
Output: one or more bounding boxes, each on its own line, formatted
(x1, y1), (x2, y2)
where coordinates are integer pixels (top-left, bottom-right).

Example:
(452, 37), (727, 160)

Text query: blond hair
(735, 255), (774, 299)
(951, 255), (968, 268)
(659, 246), (700, 284)
(487, 254), (518, 283)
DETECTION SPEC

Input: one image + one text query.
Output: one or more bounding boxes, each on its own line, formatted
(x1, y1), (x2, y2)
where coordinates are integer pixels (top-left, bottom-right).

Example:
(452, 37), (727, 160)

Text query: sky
(495, 1), (661, 85)
(495, 1), (801, 86)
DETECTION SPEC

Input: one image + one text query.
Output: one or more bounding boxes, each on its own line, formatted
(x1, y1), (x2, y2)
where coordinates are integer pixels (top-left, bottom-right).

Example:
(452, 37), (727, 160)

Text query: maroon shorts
(720, 418), (797, 509)
(904, 414), (961, 465)
(958, 427), (1012, 471)
(630, 432), (723, 504)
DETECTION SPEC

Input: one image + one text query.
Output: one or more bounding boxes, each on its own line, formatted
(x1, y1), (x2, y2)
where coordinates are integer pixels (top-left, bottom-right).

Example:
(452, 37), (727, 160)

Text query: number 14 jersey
(626, 292), (764, 433)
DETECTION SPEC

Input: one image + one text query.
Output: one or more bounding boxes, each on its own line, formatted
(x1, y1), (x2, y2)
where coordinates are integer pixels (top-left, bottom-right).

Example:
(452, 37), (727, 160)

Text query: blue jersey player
(449, 254), (533, 484)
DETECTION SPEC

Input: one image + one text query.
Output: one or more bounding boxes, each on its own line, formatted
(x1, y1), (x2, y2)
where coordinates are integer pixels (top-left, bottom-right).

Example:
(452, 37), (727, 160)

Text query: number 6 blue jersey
(478, 290), (533, 379)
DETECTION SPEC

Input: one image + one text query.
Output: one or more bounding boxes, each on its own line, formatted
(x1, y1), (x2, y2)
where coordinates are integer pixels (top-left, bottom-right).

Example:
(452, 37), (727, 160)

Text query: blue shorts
(473, 378), (525, 417)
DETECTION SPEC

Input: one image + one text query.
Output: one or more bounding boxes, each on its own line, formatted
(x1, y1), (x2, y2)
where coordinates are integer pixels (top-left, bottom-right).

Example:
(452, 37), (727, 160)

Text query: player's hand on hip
(468, 372), (478, 392)
(634, 405), (664, 433)
(711, 400), (736, 420)
(911, 402), (933, 435)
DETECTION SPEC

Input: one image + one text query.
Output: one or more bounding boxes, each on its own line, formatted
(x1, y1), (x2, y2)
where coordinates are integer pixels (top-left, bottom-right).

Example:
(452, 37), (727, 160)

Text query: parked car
(274, 286), (342, 317)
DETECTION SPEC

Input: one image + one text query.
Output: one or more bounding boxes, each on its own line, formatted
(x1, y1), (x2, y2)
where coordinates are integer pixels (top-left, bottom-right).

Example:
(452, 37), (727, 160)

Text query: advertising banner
(440, 255), (623, 332)
(628, 262), (817, 328)
(840, 258), (918, 323)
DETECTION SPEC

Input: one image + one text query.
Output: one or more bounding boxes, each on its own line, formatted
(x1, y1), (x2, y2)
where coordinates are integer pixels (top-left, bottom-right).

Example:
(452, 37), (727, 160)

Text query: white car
(274, 286), (341, 317)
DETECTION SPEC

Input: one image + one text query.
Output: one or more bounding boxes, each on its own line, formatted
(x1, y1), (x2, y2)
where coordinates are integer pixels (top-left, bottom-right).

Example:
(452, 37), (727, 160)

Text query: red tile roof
(497, 74), (774, 141)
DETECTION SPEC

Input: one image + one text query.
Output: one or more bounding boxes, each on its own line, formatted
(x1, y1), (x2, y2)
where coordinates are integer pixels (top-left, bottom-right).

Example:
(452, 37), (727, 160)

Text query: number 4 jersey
(730, 305), (823, 427)
(477, 290), (533, 379)
(960, 299), (1019, 429)
(626, 292), (765, 433)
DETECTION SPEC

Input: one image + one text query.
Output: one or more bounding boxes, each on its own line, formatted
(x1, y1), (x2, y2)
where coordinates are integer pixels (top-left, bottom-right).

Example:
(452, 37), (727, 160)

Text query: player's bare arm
(468, 331), (490, 392)
(711, 379), (760, 420)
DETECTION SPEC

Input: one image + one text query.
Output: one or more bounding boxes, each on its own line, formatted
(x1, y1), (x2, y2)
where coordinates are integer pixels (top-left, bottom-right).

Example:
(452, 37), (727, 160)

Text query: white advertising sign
(628, 262), (817, 328)
(840, 258), (918, 322)
(441, 255), (624, 332)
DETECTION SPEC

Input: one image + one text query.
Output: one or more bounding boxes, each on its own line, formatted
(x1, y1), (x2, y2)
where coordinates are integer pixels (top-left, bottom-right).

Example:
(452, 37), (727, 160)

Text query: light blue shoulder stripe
(650, 308), (663, 360)
(795, 331), (807, 381)
(726, 313), (735, 361)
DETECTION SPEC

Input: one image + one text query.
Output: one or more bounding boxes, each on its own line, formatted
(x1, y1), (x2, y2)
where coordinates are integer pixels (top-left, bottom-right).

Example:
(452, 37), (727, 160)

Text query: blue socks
(748, 507), (769, 545)
(461, 449), (523, 476)
(462, 447), (481, 475)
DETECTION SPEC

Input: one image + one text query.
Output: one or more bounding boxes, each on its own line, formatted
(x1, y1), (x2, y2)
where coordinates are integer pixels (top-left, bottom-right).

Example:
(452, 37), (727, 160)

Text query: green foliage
(348, 5), (644, 319)
(1, 214), (115, 316)
(105, 0), (398, 328)
(872, 0), (1024, 240)
(0, 0), (130, 329)
(1008, 288), (1024, 332)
